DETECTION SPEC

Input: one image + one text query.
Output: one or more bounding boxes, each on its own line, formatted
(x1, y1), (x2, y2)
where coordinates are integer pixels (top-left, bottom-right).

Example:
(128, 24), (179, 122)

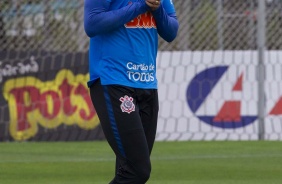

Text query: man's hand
(145, 0), (161, 11)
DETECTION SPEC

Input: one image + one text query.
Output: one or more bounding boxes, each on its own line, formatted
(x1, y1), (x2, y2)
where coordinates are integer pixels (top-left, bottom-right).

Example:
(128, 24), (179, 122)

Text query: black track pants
(90, 79), (159, 184)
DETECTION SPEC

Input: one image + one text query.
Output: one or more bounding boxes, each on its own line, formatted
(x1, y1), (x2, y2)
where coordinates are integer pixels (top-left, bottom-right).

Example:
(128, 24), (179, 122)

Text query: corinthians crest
(119, 95), (135, 114)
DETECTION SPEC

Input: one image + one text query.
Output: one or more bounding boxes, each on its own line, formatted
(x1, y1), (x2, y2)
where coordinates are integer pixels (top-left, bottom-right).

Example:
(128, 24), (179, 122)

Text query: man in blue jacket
(84, 0), (178, 183)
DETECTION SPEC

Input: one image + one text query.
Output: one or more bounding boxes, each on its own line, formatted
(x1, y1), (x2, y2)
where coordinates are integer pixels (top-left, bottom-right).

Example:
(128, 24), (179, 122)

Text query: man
(84, 0), (178, 183)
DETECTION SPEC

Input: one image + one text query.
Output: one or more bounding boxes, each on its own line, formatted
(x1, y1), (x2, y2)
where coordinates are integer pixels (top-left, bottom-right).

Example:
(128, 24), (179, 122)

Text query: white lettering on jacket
(126, 62), (155, 82)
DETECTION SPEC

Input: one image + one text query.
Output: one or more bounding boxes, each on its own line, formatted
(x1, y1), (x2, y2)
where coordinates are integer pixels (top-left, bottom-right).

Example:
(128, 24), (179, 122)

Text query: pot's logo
(3, 69), (99, 141)
(186, 66), (257, 128)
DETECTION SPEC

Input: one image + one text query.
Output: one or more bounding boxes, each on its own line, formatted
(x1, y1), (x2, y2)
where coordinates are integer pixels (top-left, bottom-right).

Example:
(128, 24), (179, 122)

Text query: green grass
(0, 141), (282, 184)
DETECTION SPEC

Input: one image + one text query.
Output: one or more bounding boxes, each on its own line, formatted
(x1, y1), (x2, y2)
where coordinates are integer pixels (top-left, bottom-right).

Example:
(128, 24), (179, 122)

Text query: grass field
(0, 141), (282, 184)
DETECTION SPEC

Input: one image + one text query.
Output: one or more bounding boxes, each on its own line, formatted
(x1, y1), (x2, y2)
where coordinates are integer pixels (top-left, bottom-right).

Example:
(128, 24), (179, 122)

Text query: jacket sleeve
(84, 0), (149, 37)
(152, 4), (179, 42)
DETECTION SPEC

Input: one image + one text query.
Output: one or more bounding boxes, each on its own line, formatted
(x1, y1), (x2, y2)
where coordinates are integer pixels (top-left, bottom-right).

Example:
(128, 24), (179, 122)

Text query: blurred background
(1, 0), (282, 52)
(0, 0), (282, 142)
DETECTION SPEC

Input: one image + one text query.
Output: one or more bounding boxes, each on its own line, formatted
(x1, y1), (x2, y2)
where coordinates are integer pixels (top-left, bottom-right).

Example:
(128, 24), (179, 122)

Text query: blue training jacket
(84, 0), (178, 89)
